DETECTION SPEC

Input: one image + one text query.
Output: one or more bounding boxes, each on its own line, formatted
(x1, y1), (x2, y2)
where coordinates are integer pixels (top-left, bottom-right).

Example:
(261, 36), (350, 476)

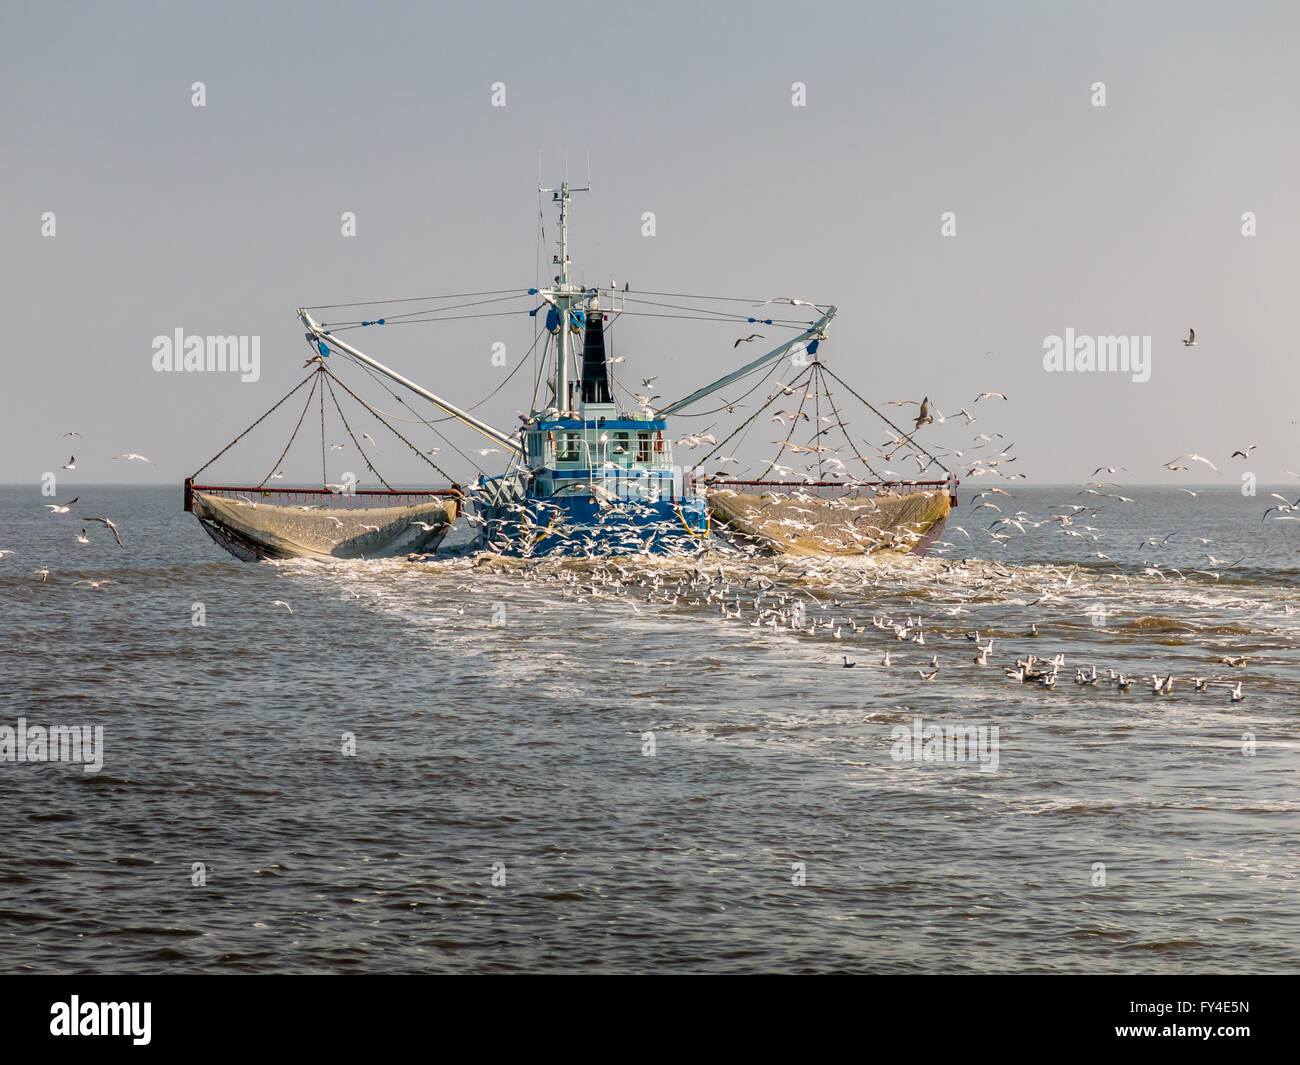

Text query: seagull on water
(272, 600), (293, 614)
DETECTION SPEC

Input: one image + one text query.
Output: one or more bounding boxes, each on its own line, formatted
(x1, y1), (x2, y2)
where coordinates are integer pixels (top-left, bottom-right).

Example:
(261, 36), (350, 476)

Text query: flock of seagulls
(468, 554), (1274, 710)
(3, 434), (149, 585)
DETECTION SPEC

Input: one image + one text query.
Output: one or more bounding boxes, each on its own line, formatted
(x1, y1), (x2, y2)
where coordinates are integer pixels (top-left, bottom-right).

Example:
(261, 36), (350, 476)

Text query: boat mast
(539, 178), (589, 416)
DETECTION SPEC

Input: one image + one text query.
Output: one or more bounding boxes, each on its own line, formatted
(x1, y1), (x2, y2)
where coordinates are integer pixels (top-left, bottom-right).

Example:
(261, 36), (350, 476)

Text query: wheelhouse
(525, 417), (681, 500)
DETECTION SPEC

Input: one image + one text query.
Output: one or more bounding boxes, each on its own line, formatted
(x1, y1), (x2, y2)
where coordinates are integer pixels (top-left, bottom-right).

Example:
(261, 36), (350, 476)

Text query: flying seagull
(734, 334), (765, 348)
(1182, 328), (1197, 347)
(1230, 445), (1256, 459)
(914, 397), (933, 430)
(113, 453), (152, 462)
(82, 516), (123, 546)
(974, 392), (1008, 403)
(62, 455), (76, 470)
(44, 496), (80, 514)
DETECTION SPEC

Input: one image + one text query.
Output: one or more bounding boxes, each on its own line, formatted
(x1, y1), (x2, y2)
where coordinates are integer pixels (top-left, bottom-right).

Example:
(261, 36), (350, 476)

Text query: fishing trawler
(185, 181), (956, 560)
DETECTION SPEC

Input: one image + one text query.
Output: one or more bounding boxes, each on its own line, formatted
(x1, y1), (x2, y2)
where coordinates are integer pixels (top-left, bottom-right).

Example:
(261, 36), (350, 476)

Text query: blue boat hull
(481, 494), (709, 557)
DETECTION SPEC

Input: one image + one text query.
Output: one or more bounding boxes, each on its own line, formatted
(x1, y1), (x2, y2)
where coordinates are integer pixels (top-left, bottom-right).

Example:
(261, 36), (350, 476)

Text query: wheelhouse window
(637, 432), (652, 463)
(558, 432), (581, 462)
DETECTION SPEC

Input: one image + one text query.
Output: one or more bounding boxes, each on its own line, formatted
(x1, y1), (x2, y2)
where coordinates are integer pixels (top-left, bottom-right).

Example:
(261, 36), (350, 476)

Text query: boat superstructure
(293, 180), (836, 558)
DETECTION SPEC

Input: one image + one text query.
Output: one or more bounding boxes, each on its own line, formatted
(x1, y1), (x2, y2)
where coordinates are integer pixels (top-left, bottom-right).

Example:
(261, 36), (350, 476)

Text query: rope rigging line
(813, 367), (824, 480)
(530, 330), (553, 412)
(321, 291), (535, 329)
(319, 366), (462, 485)
(322, 373), (395, 490)
(191, 370), (320, 480)
(255, 373), (322, 489)
(816, 363), (885, 480)
(631, 290), (831, 308)
(465, 328), (546, 411)
(692, 362), (814, 474)
(619, 295), (815, 328)
(757, 365), (817, 481)
(328, 349), (489, 475)
(817, 364), (952, 476)
(318, 379), (327, 487)
(324, 309), (527, 331)
(610, 310), (813, 326)
(303, 289), (525, 311)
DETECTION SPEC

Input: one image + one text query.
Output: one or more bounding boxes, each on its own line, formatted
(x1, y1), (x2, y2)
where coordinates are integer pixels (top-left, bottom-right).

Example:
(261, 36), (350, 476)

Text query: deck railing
(696, 477), (957, 505)
(184, 478), (462, 512)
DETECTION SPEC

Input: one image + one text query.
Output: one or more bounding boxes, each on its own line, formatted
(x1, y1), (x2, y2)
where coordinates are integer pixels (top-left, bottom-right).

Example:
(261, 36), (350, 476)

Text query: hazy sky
(4, 0), (1298, 489)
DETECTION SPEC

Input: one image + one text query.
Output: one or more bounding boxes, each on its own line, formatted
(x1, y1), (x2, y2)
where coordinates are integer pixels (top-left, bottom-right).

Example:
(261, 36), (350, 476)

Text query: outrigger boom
(297, 307), (524, 457)
(655, 306), (837, 416)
